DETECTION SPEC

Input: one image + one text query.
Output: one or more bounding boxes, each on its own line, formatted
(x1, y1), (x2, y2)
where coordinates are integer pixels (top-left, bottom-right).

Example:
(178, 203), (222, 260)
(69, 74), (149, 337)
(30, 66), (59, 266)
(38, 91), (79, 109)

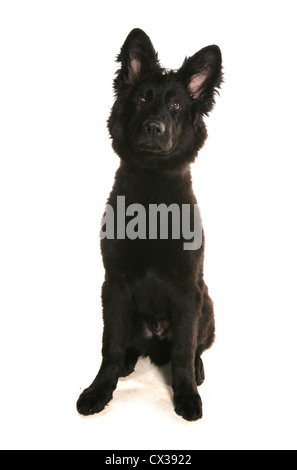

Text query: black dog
(77, 29), (223, 421)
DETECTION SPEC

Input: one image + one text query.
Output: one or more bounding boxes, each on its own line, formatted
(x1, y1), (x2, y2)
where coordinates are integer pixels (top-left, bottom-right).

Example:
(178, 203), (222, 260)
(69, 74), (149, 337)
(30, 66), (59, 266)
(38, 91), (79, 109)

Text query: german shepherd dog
(77, 29), (223, 421)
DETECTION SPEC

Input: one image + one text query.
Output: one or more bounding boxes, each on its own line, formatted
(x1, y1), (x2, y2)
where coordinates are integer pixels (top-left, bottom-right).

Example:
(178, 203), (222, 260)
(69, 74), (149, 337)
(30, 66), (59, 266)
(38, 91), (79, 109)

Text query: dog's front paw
(174, 391), (203, 421)
(77, 386), (112, 416)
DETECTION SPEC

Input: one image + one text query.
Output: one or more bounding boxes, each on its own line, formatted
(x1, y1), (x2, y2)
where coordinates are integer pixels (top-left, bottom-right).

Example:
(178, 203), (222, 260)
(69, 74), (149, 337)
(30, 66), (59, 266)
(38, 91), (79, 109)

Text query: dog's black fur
(77, 29), (223, 421)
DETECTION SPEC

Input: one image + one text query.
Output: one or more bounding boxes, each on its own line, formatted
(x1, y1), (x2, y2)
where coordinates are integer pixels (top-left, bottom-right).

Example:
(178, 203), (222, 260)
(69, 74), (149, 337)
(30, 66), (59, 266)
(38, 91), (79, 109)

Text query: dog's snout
(143, 120), (165, 136)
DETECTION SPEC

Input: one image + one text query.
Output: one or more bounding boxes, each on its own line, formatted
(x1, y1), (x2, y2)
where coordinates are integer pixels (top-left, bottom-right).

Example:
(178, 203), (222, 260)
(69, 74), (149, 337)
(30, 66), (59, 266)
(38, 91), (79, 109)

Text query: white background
(1, 0), (297, 450)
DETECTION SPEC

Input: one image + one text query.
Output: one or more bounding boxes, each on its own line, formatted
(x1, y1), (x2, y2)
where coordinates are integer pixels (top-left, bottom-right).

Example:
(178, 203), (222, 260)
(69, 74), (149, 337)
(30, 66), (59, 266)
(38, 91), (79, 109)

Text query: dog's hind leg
(195, 355), (205, 386)
(195, 283), (215, 386)
(77, 278), (132, 416)
(120, 348), (139, 377)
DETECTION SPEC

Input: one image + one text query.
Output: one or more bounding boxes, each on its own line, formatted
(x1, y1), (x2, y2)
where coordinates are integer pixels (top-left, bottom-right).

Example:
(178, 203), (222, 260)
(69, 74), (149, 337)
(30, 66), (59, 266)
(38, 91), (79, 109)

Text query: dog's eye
(136, 95), (146, 104)
(170, 99), (181, 111)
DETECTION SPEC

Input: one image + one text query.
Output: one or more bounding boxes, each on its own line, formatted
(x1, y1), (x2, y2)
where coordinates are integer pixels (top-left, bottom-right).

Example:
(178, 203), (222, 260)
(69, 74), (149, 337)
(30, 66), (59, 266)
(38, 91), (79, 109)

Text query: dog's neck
(120, 161), (192, 179)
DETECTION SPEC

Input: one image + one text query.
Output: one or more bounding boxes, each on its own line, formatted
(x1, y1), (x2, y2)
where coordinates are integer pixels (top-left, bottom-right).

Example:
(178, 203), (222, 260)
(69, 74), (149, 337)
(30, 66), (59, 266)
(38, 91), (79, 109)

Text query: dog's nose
(143, 120), (165, 136)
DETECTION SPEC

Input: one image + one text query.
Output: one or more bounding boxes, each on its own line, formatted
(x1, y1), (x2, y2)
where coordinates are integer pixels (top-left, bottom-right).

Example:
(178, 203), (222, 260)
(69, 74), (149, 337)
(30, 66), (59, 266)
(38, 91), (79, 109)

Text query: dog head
(108, 29), (223, 170)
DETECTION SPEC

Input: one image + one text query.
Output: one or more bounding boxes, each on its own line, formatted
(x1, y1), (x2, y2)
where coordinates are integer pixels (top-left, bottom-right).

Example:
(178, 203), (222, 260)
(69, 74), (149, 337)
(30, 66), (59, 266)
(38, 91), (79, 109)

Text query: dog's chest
(101, 166), (200, 278)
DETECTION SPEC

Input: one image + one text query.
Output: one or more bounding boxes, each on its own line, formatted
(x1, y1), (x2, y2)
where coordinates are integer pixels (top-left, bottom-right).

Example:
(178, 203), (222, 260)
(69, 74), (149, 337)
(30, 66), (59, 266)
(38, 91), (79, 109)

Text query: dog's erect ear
(114, 29), (160, 90)
(178, 45), (223, 114)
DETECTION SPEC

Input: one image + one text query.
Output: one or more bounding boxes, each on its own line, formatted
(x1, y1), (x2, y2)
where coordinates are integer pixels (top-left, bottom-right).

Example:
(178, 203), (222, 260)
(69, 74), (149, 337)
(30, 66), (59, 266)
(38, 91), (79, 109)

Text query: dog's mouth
(134, 137), (176, 155)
